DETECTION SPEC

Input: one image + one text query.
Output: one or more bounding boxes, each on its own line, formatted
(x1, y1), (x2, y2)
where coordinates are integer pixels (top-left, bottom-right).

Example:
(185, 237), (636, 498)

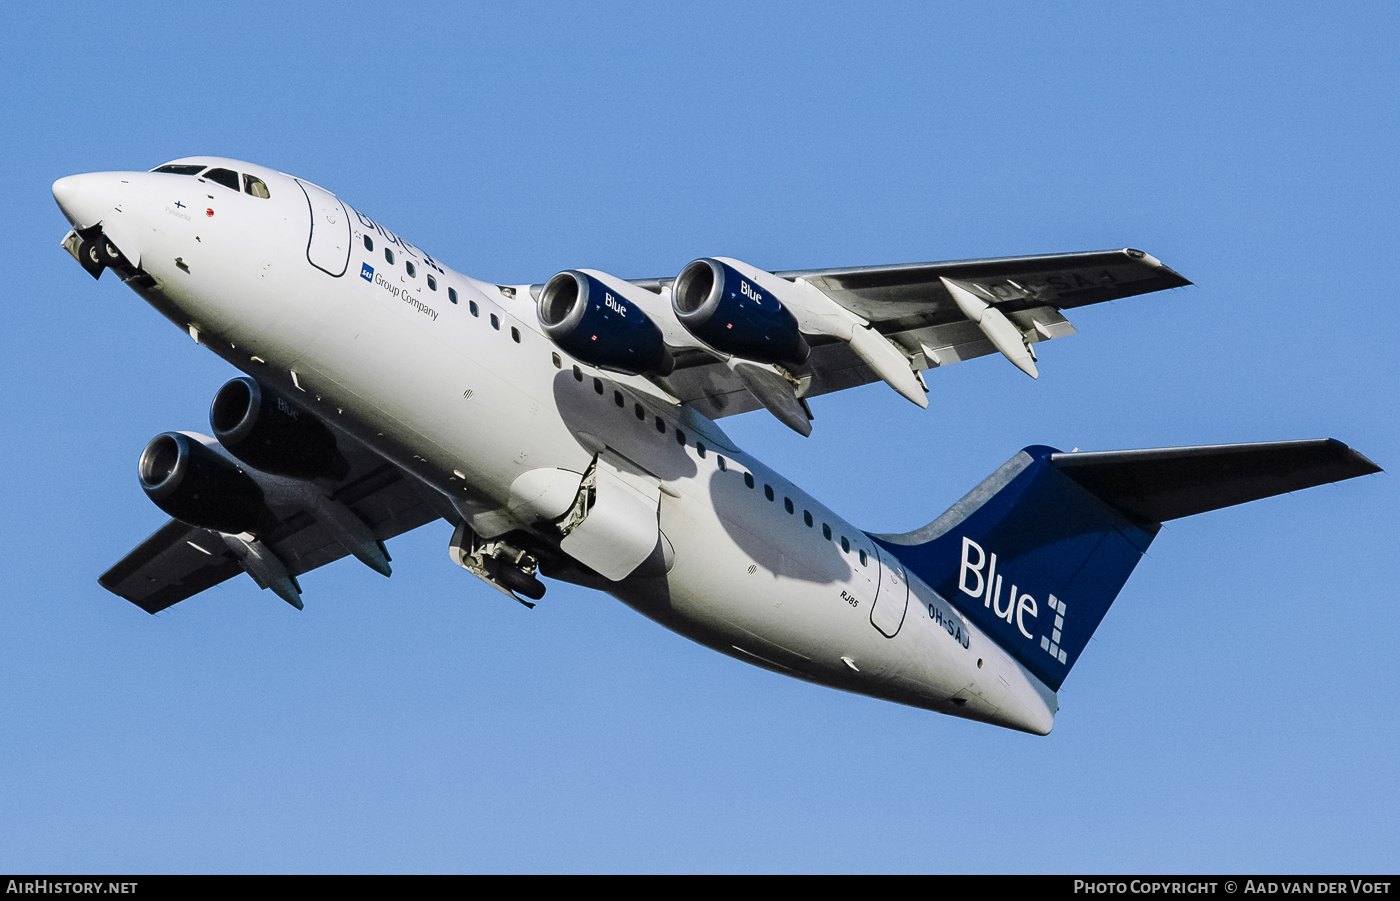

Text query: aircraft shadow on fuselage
(702, 470), (858, 588)
(551, 369), (699, 482)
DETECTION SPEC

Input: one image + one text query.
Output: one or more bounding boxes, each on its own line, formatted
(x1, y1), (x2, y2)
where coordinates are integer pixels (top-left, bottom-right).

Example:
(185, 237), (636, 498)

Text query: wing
(625, 249), (1190, 432)
(100, 453), (442, 614)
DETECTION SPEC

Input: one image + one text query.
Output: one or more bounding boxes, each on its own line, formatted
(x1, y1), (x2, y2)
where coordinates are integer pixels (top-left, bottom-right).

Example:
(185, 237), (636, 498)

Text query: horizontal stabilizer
(1051, 439), (1381, 523)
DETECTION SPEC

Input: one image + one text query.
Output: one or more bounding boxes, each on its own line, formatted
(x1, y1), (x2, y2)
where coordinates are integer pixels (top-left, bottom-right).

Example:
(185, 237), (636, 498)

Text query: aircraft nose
(52, 175), (81, 210)
(52, 172), (128, 231)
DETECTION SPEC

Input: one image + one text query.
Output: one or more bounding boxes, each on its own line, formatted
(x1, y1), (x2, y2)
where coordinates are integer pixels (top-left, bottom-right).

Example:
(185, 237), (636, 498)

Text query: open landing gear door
(558, 450), (662, 581)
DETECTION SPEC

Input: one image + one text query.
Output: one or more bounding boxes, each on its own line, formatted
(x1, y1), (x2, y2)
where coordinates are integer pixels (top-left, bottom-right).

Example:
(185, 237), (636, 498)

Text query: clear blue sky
(2, 1), (1395, 873)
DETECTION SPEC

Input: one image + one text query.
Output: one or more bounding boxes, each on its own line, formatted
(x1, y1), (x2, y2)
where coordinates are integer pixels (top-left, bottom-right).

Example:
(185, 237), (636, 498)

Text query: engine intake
(538, 271), (674, 376)
(139, 432), (272, 535)
(210, 378), (348, 480)
(673, 258), (809, 367)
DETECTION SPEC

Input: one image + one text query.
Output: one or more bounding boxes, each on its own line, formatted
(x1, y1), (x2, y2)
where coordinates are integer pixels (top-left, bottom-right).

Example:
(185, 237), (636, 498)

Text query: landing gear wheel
(76, 239), (106, 279)
(100, 239), (125, 267)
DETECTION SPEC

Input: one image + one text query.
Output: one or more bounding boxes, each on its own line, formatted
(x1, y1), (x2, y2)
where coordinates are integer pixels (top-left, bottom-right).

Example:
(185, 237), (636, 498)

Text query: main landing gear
(449, 522), (547, 606)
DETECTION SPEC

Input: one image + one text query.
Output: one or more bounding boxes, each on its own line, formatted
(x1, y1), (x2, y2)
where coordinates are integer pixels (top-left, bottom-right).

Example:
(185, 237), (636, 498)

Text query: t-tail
(872, 440), (1379, 693)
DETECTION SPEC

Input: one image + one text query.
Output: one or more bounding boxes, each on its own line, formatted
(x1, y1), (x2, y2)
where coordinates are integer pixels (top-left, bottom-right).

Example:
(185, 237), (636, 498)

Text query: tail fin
(872, 440), (1379, 692)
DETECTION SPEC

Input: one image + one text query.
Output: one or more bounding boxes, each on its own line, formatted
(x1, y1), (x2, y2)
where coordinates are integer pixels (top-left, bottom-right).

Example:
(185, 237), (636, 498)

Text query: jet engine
(537, 270), (674, 376)
(139, 432), (273, 535)
(210, 378), (349, 480)
(672, 258), (809, 367)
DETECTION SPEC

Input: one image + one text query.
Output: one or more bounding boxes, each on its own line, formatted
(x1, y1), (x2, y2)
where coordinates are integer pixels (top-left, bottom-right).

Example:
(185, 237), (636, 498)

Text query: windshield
(151, 164), (206, 176)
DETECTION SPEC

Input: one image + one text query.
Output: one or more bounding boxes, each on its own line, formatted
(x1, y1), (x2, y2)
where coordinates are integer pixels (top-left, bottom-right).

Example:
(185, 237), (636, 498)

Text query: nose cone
(52, 174), (90, 227)
(52, 175), (82, 212)
(52, 172), (124, 230)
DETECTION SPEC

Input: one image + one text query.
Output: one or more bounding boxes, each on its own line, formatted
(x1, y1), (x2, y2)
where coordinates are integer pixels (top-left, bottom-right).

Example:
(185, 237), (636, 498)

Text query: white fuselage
(55, 159), (1058, 733)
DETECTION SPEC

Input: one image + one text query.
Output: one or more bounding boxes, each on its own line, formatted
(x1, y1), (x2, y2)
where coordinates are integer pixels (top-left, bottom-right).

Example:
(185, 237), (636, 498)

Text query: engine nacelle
(537, 270), (674, 376)
(672, 258), (809, 367)
(210, 378), (348, 480)
(139, 432), (273, 535)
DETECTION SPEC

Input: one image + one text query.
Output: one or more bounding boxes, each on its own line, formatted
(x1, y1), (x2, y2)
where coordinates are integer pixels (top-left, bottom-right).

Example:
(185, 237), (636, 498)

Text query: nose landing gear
(62, 226), (107, 279)
(62, 225), (139, 282)
(96, 236), (127, 268)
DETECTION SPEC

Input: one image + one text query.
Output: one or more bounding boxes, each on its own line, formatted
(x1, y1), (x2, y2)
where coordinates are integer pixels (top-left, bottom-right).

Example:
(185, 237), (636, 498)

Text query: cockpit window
(152, 164), (206, 176)
(203, 168), (240, 191)
(243, 174), (271, 199)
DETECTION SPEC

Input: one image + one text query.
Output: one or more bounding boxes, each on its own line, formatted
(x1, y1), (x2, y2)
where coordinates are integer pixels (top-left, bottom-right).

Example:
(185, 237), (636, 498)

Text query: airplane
(51, 156), (1380, 735)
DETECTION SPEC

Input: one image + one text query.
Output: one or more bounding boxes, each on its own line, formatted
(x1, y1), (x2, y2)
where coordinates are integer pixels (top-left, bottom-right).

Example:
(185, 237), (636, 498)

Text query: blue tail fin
(872, 440), (1378, 692)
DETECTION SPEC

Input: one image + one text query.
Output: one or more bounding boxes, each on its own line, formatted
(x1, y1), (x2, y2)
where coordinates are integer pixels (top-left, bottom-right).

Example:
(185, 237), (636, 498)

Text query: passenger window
(764, 485), (774, 501)
(634, 402), (645, 420)
(614, 390), (624, 407)
(573, 365), (583, 382)
(655, 416), (665, 434)
(841, 537), (850, 553)
(490, 314), (500, 330)
(385, 248), (395, 265)
(675, 429), (686, 446)
(448, 287), (458, 304)
(859, 550), (868, 566)
(242, 174), (270, 198)
(804, 511), (813, 527)
(428, 275), (437, 291)
(593, 378), (603, 395)
(696, 442), (706, 458)
(717, 456), (727, 471)
(784, 497), (794, 514)
(406, 261), (416, 278)
(469, 301), (479, 317)
(822, 523), (831, 540)
(203, 168), (240, 191)
(511, 327), (521, 343)
(744, 473), (754, 489)
(364, 235), (374, 252)
(552, 353), (562, 369)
